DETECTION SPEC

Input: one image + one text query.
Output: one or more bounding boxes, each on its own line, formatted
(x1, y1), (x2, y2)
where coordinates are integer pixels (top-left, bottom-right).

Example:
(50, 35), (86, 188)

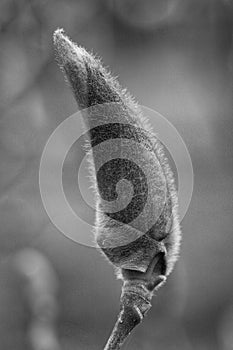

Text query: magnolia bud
(53, 29), (181, 350)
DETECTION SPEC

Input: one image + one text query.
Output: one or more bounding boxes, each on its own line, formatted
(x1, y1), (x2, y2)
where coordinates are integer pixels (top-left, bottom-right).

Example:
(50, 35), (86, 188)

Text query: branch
(104, 283), (152, 350)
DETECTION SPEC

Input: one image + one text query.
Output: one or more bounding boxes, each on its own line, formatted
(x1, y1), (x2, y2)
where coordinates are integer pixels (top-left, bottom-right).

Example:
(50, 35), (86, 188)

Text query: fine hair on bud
(53, 29), (182, 350)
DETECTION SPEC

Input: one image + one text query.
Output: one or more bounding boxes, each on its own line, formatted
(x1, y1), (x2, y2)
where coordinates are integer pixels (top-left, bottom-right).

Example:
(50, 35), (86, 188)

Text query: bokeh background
(0, 0), (233, 349)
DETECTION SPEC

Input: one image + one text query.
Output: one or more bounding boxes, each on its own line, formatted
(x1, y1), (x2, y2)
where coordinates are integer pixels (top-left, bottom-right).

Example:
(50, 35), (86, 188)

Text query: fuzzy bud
(53, 29), (181, 349)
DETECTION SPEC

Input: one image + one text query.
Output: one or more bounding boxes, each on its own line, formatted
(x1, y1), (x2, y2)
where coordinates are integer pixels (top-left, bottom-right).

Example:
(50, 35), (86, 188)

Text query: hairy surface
(53, 28), (181, 289)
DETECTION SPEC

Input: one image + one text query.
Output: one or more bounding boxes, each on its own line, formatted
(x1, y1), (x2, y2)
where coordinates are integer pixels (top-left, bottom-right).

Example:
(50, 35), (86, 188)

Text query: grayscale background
(0, 1), (232, 349)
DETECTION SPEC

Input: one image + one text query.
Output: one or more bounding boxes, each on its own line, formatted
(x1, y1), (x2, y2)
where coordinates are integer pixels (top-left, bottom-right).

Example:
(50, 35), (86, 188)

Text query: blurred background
(0, 0), (233, 349)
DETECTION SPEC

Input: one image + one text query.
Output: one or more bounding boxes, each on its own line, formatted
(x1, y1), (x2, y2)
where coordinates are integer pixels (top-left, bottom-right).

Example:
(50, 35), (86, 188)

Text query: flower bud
(53, 29), (181, 349)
